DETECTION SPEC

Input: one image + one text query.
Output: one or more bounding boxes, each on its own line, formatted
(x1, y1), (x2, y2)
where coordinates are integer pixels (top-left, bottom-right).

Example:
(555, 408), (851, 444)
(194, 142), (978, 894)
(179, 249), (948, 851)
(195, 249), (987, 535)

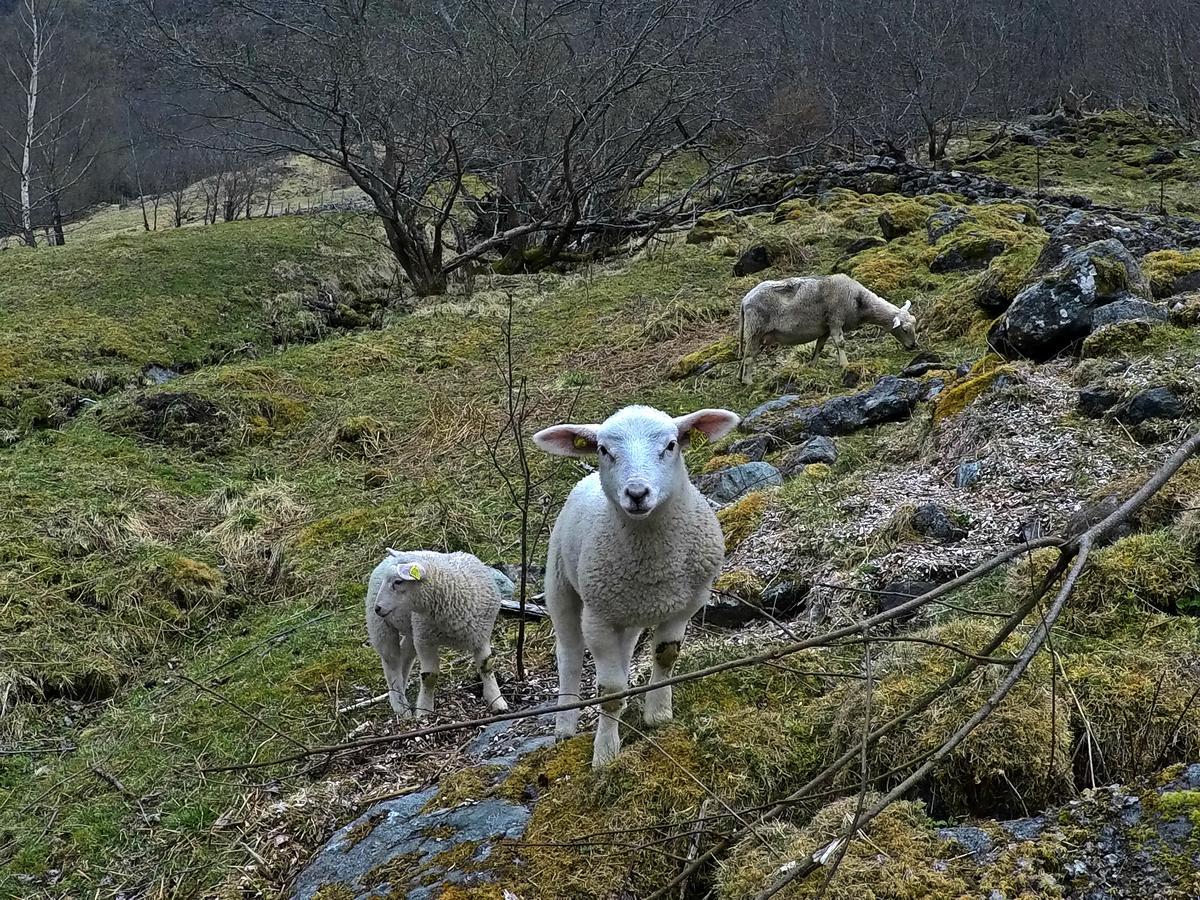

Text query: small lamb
(365, 549), (508, 719)
(534, 404), (740, 768)
(738, 273), (919, 384)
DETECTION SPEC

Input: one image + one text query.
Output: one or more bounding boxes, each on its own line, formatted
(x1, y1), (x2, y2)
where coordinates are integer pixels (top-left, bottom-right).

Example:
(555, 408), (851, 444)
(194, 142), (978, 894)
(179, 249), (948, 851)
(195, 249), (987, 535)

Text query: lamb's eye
(599, 445), (611, 459)
(665, 440), (677, 453)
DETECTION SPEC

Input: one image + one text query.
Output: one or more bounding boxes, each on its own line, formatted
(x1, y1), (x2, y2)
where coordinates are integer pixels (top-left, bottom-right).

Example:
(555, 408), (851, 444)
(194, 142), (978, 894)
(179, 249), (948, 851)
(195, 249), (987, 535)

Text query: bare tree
(3, 0), (61, 246)
(132, 0), (756, 295)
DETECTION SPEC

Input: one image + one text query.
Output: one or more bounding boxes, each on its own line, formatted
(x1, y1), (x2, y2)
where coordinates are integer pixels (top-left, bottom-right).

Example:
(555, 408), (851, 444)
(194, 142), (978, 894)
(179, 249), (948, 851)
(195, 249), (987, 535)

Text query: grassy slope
(2, 111), (1198, 897)
(960, 109), (1200, 213)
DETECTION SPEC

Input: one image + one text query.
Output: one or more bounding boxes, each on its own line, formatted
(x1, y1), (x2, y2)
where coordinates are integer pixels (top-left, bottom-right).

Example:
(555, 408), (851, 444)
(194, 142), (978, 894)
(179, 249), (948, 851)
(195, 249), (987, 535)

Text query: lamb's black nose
(624, 484), (650, 504)
(374, 605), (385, 616)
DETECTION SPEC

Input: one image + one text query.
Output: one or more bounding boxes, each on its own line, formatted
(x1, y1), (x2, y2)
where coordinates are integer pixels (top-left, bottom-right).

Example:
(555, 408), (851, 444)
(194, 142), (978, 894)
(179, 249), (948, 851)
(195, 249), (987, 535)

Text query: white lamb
(365, 549), (508, 719)
(738, 273), (919, 384)
(533, 404), (740, 768)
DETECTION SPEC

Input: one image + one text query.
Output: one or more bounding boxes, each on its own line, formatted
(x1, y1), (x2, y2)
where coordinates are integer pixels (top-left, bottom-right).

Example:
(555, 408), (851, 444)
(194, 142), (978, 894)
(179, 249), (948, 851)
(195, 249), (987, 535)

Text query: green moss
(713, 568), (765, 602)
(716, 491), (769, 551)
(423, 767), (499, 812)
(703, 452), (750, 474)
(877, 200), (931, 238)
(718, 799), (968, 900)
(670, 336), (738, 379)
(686, 211), (744, 244)
(932, 355), (1015, 423)
(1143, 249), (1200, 298)
(1081, 320), (1155, 357)
(1073, 529), (1200, 617)
(312, 885), (356, 900)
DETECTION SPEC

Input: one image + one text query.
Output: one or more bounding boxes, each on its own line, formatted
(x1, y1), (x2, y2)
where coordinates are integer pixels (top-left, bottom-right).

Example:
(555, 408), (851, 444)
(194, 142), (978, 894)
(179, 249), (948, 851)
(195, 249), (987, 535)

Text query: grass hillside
(3, 110), (1200, 898)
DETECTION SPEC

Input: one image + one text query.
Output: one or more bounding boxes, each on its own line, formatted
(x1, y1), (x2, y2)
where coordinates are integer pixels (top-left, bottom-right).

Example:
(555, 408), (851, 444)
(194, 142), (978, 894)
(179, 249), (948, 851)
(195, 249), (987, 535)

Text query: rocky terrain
(3, 109), (1200, 899)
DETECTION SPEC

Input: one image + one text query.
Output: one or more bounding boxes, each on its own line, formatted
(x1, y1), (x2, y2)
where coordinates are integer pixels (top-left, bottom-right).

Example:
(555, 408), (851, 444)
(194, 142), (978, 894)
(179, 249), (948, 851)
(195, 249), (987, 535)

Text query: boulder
(778, 436), (838, 475)
(291, 721), (555, 900)
(1090, 298), (1168, 328)
(910, 503), (968, 542)
(844, 235), (887, 255)
(1078, 384), (1121, 418)
(744, 376), (923, 442)
(1146, 147), (1177, 164)
(955, 460), (982, 488)
(877, 580), (940, 621)
(725, 433), (782, 461)
(1066, 494), (1137, 546)
(989, 239), (1153, 361)
(929, 237), (1007, 273)
(926, 207), (974, 243)
(1112, 387), (1186, 426)
(696, 461), (783, 504)
(732, 244), (773, 277)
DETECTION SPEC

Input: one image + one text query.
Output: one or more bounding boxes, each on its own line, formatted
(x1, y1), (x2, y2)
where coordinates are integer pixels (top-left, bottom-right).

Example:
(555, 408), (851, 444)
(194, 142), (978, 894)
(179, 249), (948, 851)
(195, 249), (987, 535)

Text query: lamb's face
(890, 301), (919, 350)
(373, 556), (427, 620)
(533, 405), (740, 521)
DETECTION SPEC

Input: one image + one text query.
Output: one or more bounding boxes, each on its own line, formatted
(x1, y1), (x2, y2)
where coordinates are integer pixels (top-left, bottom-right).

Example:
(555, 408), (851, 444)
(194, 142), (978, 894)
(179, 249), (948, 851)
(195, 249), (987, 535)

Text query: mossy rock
(1143, 249), (1200, 298)
(932, 356), (1016, 424)
(716, 491), (769, 552)
(718, 799), (969, 899)
(1168, 293), (1200, 327)
(878, 199), (931, 240)
(703, 452), (751, 474)
(1080, 320), (1155, 357)
(147, 552), (226, 610)
(686, 211), (745, 245)
(773, 199), (815, 223)
(670, 336), (738, 379)
(713, 568), (766, 602)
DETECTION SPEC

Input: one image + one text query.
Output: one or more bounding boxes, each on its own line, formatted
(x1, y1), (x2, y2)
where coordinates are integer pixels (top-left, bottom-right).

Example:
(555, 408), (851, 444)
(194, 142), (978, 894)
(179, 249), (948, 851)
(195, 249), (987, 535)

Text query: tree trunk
(380, 215), (447, 296)
(19, 0), (43, 248)
(51, 198), (64, 246)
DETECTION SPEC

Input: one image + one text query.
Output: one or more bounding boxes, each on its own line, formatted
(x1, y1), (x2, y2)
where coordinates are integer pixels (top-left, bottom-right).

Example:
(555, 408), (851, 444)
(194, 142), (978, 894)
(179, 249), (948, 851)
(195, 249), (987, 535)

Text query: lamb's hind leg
(809, 334), (827, 363)
(585, 615), (640, 768)
(473, 640), (508, 713)
(644, 599), (703, 727)
(546, 569), (585, 739)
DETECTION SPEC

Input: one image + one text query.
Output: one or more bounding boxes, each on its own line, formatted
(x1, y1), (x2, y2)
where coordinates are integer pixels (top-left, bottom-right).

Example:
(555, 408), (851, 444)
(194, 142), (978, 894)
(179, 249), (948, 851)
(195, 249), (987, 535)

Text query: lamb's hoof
(554, 711), (580, 740)
(488, 698), (510, 713)
(591, 740), (620, 769)
(390, 700), (412, 719)
(643, 707), (674, 727)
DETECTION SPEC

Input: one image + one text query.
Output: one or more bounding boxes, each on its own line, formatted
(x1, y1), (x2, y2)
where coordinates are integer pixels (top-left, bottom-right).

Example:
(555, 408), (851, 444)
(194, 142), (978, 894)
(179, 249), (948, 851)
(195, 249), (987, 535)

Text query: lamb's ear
(395, 561), (425, 582)
(900, 300), (912, 313)
(674, 409), (740, 447)
(532, 423), (600, 457)
(892, 315), (902, 328)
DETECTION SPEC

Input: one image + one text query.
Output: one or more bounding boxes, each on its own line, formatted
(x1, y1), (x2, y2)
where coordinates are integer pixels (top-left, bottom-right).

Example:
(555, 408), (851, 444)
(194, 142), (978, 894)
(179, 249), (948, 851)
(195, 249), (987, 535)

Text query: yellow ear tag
(573, 435), (590, 450)
(408, 564), (422, 581)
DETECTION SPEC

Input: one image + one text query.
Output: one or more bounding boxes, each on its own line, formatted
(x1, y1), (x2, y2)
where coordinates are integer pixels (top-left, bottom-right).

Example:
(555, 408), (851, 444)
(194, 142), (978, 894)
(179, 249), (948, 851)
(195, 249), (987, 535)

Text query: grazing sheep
(533, 404), (740, 768)
(365, 549), (508, 719)
(738, 273), (919, 384)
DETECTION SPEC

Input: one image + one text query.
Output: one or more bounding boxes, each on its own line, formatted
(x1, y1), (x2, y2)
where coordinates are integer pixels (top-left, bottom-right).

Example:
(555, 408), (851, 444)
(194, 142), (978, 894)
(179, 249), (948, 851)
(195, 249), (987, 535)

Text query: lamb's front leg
(473, 641), (508, 713)
(644, 604), (700, 727)
(828, 323), (849, 368)
(378, 634), (416, 718)
(584, 616), (640, 768)
(413, 637), (440, 719)
(809, 334), (827, 363)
